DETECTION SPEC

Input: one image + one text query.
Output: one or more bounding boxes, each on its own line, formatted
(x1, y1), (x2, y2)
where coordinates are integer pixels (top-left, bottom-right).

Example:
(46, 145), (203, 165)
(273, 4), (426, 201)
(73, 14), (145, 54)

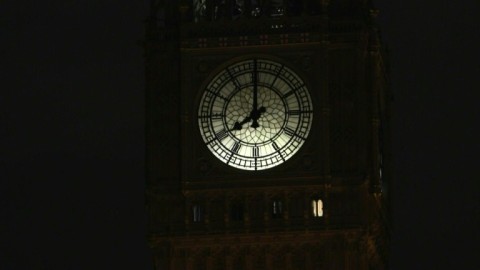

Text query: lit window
(193, 0), (207, 22)
(192, 205), (203, 222)
(312, 199), (323, 217)
(272, 200), (283, 218)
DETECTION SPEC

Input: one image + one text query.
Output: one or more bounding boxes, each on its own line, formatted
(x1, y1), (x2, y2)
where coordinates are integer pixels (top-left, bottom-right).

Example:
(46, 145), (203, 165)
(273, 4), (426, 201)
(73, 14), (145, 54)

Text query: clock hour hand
(233, 115), (251, 130)
(232, 105), (266, 130)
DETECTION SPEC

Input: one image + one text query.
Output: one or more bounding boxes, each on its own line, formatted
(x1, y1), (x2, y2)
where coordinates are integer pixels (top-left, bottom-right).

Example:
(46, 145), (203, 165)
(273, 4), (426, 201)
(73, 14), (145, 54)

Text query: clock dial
(198, 58), (313, 170)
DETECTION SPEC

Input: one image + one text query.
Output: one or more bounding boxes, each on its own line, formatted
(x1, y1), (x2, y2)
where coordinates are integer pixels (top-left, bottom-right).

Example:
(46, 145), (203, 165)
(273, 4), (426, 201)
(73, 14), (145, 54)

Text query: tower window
(272, 200), (283, 218)
(312, 199), (323, 217)
(379, 151), (384, 181)
(192, 204), (203, 222)
(269, 0), (285, 17)
(193, 0), (207, 22)
(231, 203), (244, 221)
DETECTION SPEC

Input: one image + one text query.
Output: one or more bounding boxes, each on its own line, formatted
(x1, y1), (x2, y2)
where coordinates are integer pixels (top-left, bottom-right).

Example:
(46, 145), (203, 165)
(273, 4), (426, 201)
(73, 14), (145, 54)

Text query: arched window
(312, 199), (323, 217)
(231, 202), (244, 221)
(192, 0), (307, 22)
(272, 199), (283, 218)
(192, 204), (204, 222)
(193, 0), (207, 22)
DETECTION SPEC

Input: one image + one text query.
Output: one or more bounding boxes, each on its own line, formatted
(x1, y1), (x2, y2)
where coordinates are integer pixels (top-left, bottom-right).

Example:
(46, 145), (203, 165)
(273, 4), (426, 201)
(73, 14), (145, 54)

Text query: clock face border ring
(197, 56), (314, 171)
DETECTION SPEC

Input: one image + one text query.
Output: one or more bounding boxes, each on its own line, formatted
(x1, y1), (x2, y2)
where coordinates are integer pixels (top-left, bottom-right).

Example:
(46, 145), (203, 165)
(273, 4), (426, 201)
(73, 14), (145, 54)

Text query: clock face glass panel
(198, 58), (313, 170)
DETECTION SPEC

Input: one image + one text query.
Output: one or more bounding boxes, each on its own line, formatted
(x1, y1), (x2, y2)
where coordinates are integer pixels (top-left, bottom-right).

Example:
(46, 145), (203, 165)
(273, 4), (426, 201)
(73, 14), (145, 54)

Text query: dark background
(1, 1), (479, 269)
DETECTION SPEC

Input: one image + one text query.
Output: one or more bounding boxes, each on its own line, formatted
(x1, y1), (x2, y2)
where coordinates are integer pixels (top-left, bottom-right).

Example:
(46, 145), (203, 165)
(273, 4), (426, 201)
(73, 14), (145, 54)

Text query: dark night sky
(1, 1), (479, 269)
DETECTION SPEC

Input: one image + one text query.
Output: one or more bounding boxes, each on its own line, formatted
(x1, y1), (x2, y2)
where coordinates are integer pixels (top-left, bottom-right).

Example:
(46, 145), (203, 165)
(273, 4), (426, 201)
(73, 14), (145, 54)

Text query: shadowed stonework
(145, 1), (391, 269)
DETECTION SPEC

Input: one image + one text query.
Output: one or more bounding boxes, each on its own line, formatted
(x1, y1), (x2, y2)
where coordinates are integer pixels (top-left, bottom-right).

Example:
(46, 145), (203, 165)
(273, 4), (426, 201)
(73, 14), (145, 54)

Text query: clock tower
(145, 1), (392, 269)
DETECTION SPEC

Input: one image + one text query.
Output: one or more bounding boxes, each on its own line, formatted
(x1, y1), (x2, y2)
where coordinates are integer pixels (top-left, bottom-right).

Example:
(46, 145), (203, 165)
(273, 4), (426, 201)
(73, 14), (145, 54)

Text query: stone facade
(145, 1), (391, 269)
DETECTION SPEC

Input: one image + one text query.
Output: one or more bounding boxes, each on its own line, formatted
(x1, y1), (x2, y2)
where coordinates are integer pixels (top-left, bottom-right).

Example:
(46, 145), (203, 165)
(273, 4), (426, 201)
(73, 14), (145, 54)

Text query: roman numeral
(252, 146), (259, 157)
(284, 127), (307, 140)
(272, 142), (280, 151)
(284, 127), (295, 137)
(282, 85), (305, 99)
(272, 142), (285, 161)
(226, 68), (241, 89)
(198, 112), (224, 119)
(213, 113), (224, 119)
(215, 129), (228, 141)
(206, 90), (228, 101)
(288, 110), (313, 115)
(270, 65), (284, 87)
(282, 90), (294, 98)
(231, 142), (241, 154)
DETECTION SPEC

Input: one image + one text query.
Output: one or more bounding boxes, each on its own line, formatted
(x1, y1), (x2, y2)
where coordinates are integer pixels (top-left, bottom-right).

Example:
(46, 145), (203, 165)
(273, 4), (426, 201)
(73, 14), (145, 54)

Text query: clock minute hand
(250, 59), (262, 129)
(252, 59), (258, 113)
(235, 59), (265, 131)
(233, 105), (266, 130)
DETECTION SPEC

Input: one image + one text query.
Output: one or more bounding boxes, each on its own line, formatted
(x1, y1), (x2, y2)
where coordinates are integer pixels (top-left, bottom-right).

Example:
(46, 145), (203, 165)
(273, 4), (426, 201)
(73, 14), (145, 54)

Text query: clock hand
(251, 106), (266, 129)
(252, 59), (258, 113)
(232, 106), (266, 130)
(234, 60), (266, 131)
(250, 59), (268, 129)
(233, 115), (251, 130)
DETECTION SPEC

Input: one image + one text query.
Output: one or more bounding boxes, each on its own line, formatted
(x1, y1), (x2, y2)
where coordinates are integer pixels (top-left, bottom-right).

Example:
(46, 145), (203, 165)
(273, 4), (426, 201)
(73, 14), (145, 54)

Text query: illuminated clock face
(198, 58), (313, 171)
